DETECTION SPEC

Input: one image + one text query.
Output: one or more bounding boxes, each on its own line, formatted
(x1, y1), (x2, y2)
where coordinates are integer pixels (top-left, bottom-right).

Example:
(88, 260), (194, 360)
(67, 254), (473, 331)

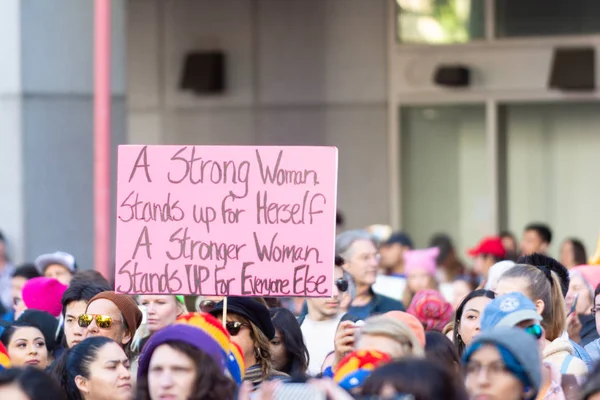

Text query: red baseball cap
(468, 237), (506, 258)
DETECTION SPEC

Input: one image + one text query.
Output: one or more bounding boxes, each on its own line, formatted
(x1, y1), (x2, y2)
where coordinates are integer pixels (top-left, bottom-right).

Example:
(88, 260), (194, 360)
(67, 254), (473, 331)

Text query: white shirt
(373, 275), (406, 301)
(301, 312), (344, 376)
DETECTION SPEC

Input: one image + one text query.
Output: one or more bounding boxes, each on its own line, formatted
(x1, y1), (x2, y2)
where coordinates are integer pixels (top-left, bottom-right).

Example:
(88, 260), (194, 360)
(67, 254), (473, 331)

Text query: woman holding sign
(210, 297), (289, 386)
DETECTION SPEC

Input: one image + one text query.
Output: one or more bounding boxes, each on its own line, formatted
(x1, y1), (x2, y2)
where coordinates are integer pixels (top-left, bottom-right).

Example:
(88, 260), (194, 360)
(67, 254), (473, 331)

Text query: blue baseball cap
(384, 232), (413, 248)
(481, 292), (542, 331)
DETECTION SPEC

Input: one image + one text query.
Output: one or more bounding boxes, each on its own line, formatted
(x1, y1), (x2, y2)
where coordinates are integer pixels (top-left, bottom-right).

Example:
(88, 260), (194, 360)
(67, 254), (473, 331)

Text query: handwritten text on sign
(115, 145), (338, 297)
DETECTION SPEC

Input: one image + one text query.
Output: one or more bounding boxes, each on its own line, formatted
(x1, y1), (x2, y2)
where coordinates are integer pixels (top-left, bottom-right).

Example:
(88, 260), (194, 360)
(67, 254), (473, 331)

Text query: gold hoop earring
(254, 346), (261, 359)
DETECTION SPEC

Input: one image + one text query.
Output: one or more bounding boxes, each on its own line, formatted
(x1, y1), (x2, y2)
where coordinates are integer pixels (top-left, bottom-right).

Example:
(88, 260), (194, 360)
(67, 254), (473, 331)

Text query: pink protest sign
(115, 145), (338, 297)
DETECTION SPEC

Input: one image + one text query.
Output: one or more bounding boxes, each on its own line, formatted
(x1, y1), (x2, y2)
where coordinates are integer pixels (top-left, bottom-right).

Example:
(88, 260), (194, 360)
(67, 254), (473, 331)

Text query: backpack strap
(560, 354), (573, 374)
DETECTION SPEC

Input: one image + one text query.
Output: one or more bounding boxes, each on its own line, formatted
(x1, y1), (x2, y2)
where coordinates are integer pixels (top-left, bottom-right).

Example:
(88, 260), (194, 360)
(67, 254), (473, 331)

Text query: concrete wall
(127, 0), (391, 231)
(0, 0), (127, 267)
(0, 0), (24, 262)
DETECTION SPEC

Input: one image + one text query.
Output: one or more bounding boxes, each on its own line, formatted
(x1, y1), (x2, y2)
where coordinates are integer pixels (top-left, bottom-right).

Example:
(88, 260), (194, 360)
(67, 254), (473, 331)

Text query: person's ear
(535, 299), (545, 315)
(176, 302), (185, 318)
(121, 328), (132, 346)
(75, 375), (89, 394)
(540, 242), (549, 253)
(523, 386), (535, 399)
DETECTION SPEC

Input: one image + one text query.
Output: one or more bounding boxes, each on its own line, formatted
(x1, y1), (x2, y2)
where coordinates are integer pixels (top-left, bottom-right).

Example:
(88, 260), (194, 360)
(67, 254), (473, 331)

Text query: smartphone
(273, 383), (326, 400)
(569, 294), (579, 315)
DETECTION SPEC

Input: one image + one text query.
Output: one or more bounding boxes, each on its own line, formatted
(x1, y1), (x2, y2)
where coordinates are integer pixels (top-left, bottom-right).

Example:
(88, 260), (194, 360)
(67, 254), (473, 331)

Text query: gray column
(0, 0), (127, 270)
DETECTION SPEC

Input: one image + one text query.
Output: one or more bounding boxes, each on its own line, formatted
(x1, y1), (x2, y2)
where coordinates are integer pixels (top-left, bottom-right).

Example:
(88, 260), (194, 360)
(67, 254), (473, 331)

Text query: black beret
(18, 309), (59, 354)
(210, 297), (275, 340)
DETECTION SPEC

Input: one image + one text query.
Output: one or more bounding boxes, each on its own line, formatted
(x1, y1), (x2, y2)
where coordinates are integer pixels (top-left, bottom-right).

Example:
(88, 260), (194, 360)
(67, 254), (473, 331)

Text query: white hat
(485, 260), (516, 291)
(35, 251), (78, 274)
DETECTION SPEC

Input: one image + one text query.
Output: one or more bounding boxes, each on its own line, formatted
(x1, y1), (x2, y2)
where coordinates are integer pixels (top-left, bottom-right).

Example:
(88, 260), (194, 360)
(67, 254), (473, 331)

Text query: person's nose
(85, 319), (99, 336)
(331, 286), (339, 299)
(146, 304), (157, 315)
(159, 371), (174, 388)
(119, 364), (131, 380)
(476, 367), (490, 385)
(29, 344), (38, 355)
(74, 324), (85, 338)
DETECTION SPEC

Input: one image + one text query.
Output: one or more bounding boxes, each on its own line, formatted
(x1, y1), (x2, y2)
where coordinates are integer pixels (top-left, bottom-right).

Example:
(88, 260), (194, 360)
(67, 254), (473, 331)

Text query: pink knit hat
(404, 247), (440, 276)
(22, 277), (67, 317)
(571, 265), (600, 292)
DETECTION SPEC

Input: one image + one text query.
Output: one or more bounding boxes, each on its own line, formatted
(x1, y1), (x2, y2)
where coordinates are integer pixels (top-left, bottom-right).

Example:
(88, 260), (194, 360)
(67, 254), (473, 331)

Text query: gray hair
(335, 229), (376, 260)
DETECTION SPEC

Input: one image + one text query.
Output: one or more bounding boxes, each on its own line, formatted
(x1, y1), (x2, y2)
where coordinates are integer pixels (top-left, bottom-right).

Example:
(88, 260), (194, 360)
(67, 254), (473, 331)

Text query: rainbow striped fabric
(175, 312), (245, 384)
(334, 349), (391, 390)
(0, 342), (10, 370)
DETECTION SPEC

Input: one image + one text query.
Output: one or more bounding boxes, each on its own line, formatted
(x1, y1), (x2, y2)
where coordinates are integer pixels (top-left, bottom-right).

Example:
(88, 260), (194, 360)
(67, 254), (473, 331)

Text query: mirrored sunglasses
(524, 324), (543, 340)
(78, 314), (121, 329)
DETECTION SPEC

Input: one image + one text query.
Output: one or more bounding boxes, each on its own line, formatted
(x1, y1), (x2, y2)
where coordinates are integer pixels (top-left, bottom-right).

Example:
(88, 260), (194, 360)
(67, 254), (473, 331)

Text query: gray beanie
(463, 327), (541, 395)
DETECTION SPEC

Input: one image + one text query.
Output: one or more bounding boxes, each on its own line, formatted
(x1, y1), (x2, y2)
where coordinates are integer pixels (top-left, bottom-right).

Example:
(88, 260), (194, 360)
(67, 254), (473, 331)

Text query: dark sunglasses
(335, 278), (349, 292)
(78, 314), (121, 329)
(198, 300), (217, 313)
(524, 324), (543, 340)
(226, 321), (249, 336)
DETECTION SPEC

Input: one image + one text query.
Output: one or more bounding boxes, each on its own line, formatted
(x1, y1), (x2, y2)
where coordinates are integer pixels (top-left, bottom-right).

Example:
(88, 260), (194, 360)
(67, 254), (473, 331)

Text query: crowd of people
(2, 223), (600, 399)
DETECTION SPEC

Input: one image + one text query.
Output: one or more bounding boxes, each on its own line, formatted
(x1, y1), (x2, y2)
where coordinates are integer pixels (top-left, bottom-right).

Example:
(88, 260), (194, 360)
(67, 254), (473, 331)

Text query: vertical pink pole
(94, 0), (111, 281)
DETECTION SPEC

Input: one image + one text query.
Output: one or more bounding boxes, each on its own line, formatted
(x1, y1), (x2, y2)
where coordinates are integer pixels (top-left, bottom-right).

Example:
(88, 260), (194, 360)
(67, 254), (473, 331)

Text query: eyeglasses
(465, 361), (509, 378)
(524, 324), (543, 340)
(198, 300), (217, 313)
(226, 321), (249, 336)
(335, 278), (349, 292)
(78, 314), (122, 329)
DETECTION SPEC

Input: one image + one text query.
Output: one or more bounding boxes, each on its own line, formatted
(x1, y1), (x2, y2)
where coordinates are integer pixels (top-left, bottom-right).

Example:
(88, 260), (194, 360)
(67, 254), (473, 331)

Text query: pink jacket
(539, 362), (566, 400)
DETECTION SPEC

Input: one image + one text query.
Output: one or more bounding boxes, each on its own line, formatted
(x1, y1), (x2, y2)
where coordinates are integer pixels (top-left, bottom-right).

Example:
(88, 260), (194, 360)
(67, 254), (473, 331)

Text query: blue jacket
(585, 338), (600, 362)
(570, 339), (594, 370)
(299, 288), (405, 320)
(347, 289), (405, 320)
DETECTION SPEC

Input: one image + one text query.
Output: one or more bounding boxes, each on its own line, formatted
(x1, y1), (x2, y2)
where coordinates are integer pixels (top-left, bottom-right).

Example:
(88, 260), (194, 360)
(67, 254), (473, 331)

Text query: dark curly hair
(136, 341), (237, 400)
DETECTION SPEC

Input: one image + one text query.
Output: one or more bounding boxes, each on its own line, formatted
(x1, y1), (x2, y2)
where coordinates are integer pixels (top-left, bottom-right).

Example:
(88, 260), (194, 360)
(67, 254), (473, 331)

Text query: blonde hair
(358, 315), (425, 358)
(500, 264), (566, 341)
(442, 321), (454, 336)
(131, 295), (188, 353)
